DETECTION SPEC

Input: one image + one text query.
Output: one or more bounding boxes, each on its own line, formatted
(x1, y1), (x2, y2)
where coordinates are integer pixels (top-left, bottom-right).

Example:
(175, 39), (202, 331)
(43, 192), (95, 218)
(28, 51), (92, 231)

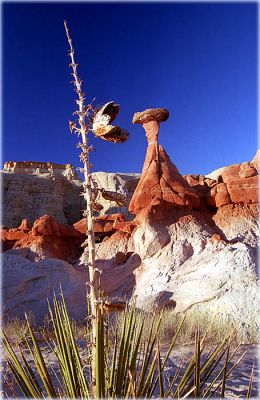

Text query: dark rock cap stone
(132, 108), (169, 124)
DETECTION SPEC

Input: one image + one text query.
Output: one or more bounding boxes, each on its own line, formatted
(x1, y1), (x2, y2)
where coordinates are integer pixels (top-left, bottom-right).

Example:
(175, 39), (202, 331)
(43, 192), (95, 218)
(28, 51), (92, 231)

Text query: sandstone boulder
(32, 215), (61, 236)
(239, 162), (257, 179)
(213, 203), (259, 247)
(131, 213), (259, 341)
(112, 220), (136, 234)
(205, 157), (259, 208)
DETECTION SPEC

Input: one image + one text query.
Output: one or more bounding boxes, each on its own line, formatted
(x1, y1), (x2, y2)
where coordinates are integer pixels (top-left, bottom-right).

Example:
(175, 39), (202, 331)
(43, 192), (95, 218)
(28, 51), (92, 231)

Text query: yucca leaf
(183, 385), (196, 398)
(20, 349), (43, 396)
(157, 340), (164, 397)
(25, 314), (57, 398)
(194, 327), (201, 398)
(7, 359), (35, 398)
(247, 362), (255, 399)
(129, 318), (144, 373)
(126, 370), (136, 399)
(60, 291), (89, 397)
(184, 336), (231, 397)
(140, 348), (159, 397)
(2, 331), (41, 398)
(164, 354), (188, 397)
(115, 305), (135, 396)
(205, 348), (246, 398)
(51, 298), (75, 397)
(108, 333), (117, 397)
(114, 308), (127, 395)
(149, 313), (187, 397)
(220, 343), (230, 398)
(200, 336), (230, 376)
(201, 344), (241, 398)
(172, 352), (196, 397)
(137, 313), (161, 396)
(200, 347), (227, 391)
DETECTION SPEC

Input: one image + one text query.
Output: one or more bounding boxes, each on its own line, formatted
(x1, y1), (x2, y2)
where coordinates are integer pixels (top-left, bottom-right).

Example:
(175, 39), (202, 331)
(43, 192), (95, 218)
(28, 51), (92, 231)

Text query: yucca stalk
(64, 20), (99, 394)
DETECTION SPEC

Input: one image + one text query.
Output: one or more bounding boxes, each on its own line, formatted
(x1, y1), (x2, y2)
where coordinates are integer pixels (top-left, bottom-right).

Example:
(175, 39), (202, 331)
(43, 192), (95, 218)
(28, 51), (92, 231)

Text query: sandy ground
(2, 342), (259, 398)
(163, 344), (259, 398)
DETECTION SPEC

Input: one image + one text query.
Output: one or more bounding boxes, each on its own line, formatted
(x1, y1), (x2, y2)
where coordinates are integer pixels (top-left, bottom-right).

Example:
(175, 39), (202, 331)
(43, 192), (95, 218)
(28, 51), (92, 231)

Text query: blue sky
(2, 2), (258, 176)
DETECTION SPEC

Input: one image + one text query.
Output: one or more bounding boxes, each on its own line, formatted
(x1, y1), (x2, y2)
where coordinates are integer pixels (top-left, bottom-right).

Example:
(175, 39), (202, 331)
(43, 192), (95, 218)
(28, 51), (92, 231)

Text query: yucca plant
(2, 291), (253, 399)
(63, 21), (130, 395)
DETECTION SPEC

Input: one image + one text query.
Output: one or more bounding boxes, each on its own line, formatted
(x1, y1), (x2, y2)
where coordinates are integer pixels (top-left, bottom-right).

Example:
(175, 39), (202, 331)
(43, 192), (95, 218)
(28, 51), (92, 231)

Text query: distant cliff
(1, 161), (84, 226)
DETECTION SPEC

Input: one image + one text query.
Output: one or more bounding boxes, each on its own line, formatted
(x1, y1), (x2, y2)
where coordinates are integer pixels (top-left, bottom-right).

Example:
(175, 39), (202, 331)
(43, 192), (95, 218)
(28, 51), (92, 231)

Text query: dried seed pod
(92, 101), (129, 143)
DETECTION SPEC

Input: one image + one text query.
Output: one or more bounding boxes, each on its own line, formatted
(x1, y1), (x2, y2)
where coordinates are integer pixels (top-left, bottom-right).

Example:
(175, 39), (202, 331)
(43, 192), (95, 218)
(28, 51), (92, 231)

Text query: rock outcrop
(2, 162), (84, 227)
(130, 212), (258, 341)
(184, 152), (259, 211)
(129, 144), (201, 219)
(1, 213), (137, 260)
(1, 215), (84, 262)
(205, 161), (258, 208)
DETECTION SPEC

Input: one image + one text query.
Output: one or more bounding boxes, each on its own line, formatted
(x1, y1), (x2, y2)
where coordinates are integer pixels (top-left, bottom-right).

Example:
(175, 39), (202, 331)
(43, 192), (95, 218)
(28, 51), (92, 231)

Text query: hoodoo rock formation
(129, 109), (200, 221)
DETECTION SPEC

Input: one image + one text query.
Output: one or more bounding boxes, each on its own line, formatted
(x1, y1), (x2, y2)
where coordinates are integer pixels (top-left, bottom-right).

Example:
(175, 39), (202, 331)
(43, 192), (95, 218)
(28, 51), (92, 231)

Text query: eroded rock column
(129, 108), (200, 222)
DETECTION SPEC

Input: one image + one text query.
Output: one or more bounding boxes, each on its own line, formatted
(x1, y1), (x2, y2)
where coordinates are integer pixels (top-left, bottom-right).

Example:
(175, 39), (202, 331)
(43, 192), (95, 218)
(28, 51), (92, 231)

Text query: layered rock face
(2, 162), (84, 227)
(3, 161), (79, 178)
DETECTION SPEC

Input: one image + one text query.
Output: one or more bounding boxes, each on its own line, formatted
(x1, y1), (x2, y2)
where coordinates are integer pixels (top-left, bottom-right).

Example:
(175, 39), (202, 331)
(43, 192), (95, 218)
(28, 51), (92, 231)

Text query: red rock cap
(132, 108), (169, 124)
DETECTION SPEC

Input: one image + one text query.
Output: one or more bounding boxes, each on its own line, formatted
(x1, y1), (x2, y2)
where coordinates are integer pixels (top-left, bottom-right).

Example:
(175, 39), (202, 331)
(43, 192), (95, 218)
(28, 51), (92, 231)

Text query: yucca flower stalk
(64, 20), (100, 393)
